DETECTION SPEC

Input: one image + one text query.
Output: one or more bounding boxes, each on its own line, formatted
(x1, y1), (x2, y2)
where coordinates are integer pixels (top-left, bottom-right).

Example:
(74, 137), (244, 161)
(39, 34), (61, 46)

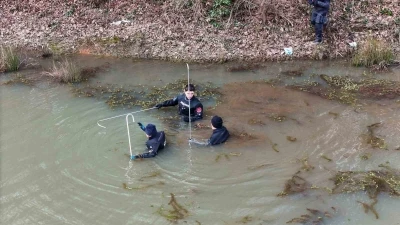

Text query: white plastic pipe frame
(187, 63), (192, 142)
(97, 107), (157, 129)
(126, 113), (134, 158)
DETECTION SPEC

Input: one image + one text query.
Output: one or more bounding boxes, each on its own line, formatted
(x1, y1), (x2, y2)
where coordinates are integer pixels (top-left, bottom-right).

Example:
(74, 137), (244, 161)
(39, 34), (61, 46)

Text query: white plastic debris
(110, 20), (131, 25)
(284, 47), (293, 55)
(349, 42), (357, 48)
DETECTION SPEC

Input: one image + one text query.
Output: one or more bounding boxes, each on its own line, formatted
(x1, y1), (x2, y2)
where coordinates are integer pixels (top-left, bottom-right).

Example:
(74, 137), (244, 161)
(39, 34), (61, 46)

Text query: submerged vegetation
(122, 181), (165, 190)
(331, 167), (400, 199)
(237, 215), (253, 224)
(298, 157), (315, 172)
(157, 193), (189, 222)
(229, 129), (257, 142)
(286, 208), (334, 224)
(71, 79), (221, 110)
(247, 163), (273, 170)
(320, 155), (332, 162)
(225, 62), (260, 72)
(215, 152), (241, 162)
(357, 199), (379, 219)
(268, 114), (286, 122)
(364, 123), (388, 149)
(280, 165), (400, 221)
(290, 74), (400, 105)
(278, 175), (311, 197)
(286, 136), (297, 142)
(2, 73), (32, 86)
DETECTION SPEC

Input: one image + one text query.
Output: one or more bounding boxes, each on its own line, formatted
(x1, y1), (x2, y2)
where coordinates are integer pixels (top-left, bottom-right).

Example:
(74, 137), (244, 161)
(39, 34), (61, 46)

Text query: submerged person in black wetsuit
(189, 115), (230, 146)
(155, 84), (203, 122)
(130, 123), (166, 160)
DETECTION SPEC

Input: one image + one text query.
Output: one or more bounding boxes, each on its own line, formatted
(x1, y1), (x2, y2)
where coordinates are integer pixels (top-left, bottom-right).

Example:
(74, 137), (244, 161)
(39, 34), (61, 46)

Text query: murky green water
(1, 56), (400, 225)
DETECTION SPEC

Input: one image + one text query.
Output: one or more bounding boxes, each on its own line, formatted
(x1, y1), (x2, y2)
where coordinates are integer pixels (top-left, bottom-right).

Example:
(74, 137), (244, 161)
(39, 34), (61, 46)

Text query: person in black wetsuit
(189, 115), (229, 146)
(308, 0), (330, 43)
(155, 84), (203, 122)
(130, 123), (166, 160)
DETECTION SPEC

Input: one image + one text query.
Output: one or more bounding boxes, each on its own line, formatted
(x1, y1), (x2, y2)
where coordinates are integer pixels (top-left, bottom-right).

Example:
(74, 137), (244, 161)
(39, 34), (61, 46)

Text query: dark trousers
(137, 150), (157, 158)
(315, 23), (324, 42)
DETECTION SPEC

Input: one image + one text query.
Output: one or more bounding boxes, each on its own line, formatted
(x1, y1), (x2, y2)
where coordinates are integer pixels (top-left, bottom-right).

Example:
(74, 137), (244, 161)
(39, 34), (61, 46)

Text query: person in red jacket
(155, 84), (203, 122)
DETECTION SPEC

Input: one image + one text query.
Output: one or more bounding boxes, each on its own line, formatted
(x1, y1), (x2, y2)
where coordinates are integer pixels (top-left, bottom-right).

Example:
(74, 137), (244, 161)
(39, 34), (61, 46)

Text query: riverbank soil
(1, 0), (399, 62)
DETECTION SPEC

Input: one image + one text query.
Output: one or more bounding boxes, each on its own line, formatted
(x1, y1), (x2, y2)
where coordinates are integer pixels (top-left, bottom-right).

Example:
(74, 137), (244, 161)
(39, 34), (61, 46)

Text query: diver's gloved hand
(155, 103), (163, 109)
(130, 155), (137, 160)
(137, 122), (145, 131)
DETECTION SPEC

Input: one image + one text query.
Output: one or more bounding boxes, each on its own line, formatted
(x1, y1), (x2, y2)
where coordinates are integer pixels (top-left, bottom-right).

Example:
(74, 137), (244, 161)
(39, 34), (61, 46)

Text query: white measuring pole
(125, 113), (135, 158)
(187, 63), (192, 141)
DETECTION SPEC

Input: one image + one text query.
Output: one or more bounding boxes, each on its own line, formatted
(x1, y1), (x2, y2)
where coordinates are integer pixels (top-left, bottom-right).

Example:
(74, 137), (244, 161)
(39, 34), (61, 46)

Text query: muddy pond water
(1, 56), (400, 225)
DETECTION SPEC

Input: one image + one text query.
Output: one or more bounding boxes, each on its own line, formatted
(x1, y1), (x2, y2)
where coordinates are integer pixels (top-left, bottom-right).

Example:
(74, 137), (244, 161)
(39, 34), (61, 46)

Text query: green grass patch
(46, 59), (82, 83)
(0, 46), (21, 72)
(351, 38), (394, 69)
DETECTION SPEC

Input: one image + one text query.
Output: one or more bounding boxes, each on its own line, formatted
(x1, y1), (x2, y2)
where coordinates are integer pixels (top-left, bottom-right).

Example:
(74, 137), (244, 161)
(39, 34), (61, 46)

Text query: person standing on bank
(155, 84), (203, 122)
(308, 0), (331, 43)
(130, 123), (166, 160)
(189, 115), (230, 146)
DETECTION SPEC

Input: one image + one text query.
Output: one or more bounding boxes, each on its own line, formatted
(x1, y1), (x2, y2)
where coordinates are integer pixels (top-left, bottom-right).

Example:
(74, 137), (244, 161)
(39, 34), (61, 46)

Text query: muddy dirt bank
(1, 0), (399, 62)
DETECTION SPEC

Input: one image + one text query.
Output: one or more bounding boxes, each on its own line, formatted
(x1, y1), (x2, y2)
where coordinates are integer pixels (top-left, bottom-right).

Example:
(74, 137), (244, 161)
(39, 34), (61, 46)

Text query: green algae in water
(360, 153), (371, 160)
(238, 215), (253, 224)
(157, 193), (189, 222)
(297, 157), (315, 171)
(328, 111), (339, 119)
(2, 73), (33, 86)
(215, 152), (242, 162)
(225, 62), (260, 72)
(279, 166), (400, 220)
(357, 199), (379, 219)
(364, 123), (388, 149)
(327, 89), (357, 105)
(280, 70), (303, 77)
(320, 154), (332, 162)
(286, 208), (333, 224)
(248, 118), (266, 125)
(331, 169), (400, 199)
(139, 171), (161, 181)
(286, 136), (297, 142)
(277, 175), (311, 197)
(122, 181), (165, 190)
(320, 74), (359, 91)
(268, 114), (286, 122)
(71, 79), (222, 111)
(233, 130), (257, 141)
(272, 143), (279, 152)
(248, 163), (273, 170)
(193, 123), (210, 129)
(290, 74), (400, 105)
